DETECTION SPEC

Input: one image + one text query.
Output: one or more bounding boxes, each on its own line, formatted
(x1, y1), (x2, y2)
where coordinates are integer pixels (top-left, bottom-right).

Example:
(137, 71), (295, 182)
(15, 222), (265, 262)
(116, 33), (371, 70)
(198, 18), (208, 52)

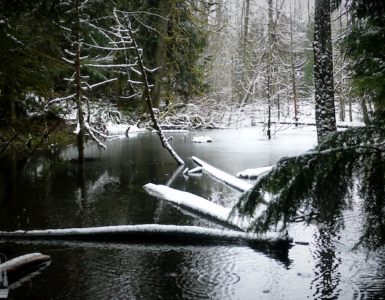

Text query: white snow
(237, 166), (273, 179)
(143, 183), (246, 230)
(73, 122), (80, 135)
(105, 123), (131, 136)
(192, 135), (213, 143)
(192, 156), (253, 192)
(0, 224), (292, 243)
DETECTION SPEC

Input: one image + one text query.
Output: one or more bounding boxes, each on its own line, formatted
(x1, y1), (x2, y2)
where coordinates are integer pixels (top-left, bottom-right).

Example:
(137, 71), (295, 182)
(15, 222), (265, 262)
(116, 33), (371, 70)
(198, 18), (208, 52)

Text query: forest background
(0, 0), (370, 145)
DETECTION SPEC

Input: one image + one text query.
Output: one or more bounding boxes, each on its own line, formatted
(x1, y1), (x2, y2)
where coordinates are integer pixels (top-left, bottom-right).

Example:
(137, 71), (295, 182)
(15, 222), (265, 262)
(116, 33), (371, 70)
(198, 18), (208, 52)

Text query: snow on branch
(83, 78), (118, 90)
(84, 122), (107, 149)
(62, 56), (75, 65)
(45, 93), (76, 108)
(82, 42), (134, 51)
(84, 63), (137, 68)
(87, 124), (120, 139)
(143, 66), (161, 73)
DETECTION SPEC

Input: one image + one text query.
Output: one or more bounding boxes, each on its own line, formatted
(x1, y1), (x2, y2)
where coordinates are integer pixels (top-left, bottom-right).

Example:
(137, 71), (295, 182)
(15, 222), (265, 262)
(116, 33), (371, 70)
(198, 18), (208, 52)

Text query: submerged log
(0, 225), (293, 250)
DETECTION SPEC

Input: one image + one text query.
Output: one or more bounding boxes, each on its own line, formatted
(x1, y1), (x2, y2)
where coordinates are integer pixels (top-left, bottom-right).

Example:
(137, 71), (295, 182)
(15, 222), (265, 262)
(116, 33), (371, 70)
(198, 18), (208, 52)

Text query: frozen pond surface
(1, 126), (384, 299)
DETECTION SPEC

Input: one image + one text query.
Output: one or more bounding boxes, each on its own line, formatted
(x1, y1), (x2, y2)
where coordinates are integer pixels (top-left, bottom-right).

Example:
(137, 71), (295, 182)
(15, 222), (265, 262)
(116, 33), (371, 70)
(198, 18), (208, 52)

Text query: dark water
(1, 127), (385, 299)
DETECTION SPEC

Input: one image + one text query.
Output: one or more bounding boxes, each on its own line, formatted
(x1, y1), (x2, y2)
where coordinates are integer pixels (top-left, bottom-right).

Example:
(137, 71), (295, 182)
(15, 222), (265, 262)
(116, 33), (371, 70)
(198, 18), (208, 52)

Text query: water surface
(1, 126), (384, 299)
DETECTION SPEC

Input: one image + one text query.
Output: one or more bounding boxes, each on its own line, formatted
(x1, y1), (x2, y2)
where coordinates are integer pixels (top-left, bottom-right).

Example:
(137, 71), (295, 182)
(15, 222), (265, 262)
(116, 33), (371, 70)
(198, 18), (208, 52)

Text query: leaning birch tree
(113, 9), (184, 165)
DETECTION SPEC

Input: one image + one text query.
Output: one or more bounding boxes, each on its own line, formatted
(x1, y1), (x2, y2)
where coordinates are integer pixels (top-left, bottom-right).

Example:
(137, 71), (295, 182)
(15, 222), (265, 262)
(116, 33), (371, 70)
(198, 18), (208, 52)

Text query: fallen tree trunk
(192, 156), (252, 192)
(1, 253), (51, 287)
(0, 225), (292, 250)
(144, 183), (246, 231)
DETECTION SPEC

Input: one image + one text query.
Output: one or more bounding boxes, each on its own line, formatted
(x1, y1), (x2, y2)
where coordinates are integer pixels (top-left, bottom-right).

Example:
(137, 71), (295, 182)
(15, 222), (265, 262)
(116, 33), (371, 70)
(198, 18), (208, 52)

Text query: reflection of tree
(231, 127), (385, 251)
(311, 229), (341, 300)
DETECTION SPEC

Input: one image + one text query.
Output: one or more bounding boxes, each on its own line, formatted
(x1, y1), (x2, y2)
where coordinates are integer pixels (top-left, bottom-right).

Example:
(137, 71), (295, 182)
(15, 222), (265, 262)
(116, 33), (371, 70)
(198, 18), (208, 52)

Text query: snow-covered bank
(0, 225), (292, 249)
(143, 183), (245, 231)
(237, 166), (273, 179)
(192, 156), (252, 192)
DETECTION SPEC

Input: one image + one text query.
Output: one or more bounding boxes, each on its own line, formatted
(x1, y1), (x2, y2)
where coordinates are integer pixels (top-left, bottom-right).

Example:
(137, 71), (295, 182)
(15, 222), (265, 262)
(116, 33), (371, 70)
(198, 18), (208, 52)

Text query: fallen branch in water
(143, 183), (246, 231)
(0, 224), (293, 250)
(0, 253), (51, 287)
(192, 156), (252, 192)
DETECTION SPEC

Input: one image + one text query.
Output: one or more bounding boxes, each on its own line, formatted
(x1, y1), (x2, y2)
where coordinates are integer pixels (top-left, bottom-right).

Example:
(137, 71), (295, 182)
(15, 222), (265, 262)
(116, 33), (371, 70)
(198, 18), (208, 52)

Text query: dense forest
(1, 0), (382, 139)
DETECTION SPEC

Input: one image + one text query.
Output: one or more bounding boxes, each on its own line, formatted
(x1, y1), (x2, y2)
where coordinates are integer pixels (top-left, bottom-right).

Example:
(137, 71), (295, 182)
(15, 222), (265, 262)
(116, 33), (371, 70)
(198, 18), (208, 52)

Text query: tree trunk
(314, 0), (336, 141)
(4, 82), (16, 125)
(151, 1), (169, 109)
(75, 0), (84, 160)
(267, 0), (273, 139)
(290, 1), (298, 123)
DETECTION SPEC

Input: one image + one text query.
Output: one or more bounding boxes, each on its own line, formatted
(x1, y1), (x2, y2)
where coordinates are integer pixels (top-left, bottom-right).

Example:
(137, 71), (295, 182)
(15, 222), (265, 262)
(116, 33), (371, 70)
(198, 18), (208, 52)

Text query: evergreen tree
(0, 1), (66, 124)
(336, 0), (385, 117)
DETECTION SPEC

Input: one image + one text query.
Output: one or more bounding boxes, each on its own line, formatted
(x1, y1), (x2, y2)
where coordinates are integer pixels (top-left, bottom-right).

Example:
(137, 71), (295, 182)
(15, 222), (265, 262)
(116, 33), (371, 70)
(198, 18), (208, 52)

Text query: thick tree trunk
(266, 0), (273, 139)
(314, 0), (337, 141)
(151, 1), (169, 109)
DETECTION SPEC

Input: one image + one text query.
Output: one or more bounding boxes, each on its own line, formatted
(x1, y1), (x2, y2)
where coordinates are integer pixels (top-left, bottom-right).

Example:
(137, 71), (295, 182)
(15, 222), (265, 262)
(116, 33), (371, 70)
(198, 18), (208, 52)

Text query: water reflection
(311, 229), (342, 300)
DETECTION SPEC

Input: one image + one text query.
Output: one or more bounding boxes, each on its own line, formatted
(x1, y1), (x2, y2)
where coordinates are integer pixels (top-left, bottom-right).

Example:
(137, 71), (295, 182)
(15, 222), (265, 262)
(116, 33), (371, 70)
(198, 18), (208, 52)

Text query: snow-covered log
(187, 167), (203, 175)
(0, 225), (292, 250)
(237, 166), (273, 179)
(192, 156), (252, 192)
(143, 183), (245, 231)
(0, 253), (51, 287)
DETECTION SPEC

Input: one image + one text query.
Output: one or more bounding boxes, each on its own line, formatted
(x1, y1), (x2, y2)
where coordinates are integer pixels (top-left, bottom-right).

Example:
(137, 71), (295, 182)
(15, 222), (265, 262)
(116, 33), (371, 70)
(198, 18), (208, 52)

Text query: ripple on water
(174, 246), (277, 300)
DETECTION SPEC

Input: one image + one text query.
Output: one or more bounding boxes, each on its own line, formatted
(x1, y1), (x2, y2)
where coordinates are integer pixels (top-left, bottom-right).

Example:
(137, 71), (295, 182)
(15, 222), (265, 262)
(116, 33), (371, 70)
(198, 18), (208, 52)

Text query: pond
(0, 126), (384, 299)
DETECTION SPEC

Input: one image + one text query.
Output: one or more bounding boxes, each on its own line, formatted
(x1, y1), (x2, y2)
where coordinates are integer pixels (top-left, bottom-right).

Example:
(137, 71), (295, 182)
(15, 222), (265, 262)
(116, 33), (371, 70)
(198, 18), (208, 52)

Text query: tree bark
(4, 82), (16, 125)
(75, 0), (84, 160)
(267, 0), (273, 139)
(314, 0), (337, 141)
(151, 1), (169, 109)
